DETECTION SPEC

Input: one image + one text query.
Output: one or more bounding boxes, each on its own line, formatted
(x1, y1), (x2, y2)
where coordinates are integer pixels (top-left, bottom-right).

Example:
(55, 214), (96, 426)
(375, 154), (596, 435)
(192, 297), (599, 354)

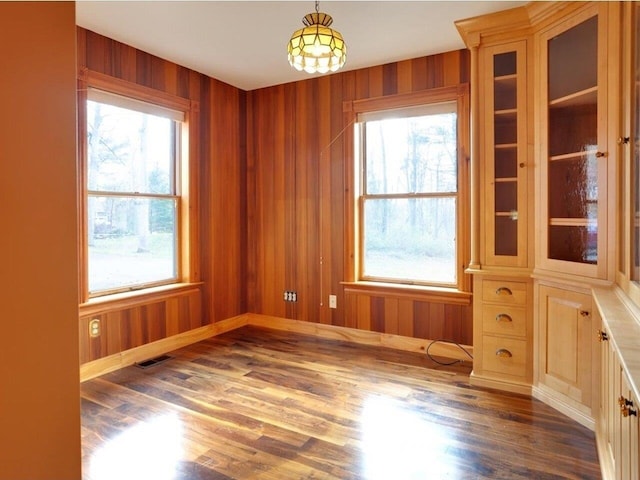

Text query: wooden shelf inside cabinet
(549, 218), (597, 227)
(549, 86), (597, 108)
(549, 149), (600, 162)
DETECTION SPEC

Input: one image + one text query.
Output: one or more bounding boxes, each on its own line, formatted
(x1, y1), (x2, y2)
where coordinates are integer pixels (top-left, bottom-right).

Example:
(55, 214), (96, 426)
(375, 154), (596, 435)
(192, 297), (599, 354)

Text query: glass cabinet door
(484, 41), (527, 267)
(540, 4), (607, 278)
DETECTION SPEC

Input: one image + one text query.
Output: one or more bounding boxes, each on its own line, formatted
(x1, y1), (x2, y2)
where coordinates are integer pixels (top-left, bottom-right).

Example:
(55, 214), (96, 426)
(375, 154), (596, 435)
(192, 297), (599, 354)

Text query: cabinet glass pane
(547, 14), (598, 265)
(493, 50), (519, 259)
(495, 147), (517, 178)
(548, 156), (598, 219)
(494, 51), (516, 77)
(549, 225), (597, 264)
(549, 101), (597, 158)
(496, 216), (517, 256)
(495, 181), (517, 212)
(495, 112), (517, 145)
(494, 79), (516, 111)
(548, 16), (597, 101)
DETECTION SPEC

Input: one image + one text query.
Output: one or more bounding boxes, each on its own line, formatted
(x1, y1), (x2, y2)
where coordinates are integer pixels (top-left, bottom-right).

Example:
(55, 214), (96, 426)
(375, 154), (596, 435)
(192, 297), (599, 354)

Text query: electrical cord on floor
(426, 339), (474, 366)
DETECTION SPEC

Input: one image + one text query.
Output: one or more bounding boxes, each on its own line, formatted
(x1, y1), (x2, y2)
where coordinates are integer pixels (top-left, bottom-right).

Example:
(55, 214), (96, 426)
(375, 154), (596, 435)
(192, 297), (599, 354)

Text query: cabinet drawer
(482, 280), (527, 305)
(482, 305), (527, 337)
(482, 336), (527, 378)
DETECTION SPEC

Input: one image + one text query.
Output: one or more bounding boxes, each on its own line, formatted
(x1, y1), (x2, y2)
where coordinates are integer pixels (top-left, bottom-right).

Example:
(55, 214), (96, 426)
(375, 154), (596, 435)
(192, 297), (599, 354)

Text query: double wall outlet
(283, 291), (297, 302)
(329, 295), (337, 309)
(89, 318), (101, 338)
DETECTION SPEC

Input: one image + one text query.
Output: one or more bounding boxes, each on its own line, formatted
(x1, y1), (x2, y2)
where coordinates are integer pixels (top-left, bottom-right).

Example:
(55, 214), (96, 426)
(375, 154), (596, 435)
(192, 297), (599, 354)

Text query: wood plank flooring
(81, 325), (601, 479)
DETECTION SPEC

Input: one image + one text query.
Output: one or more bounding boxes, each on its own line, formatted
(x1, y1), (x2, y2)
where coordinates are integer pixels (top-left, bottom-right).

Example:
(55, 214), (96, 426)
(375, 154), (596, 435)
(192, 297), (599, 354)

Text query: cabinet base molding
(595, 431), (615, 480)
(469, 372), (531, 396)
(532, 384), (595, 431)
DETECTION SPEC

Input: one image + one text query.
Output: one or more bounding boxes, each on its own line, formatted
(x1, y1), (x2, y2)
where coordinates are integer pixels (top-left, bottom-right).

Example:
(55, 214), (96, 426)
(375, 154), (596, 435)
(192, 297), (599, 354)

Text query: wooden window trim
(343, 84), (471, 294)
(77, 68), (200, 303)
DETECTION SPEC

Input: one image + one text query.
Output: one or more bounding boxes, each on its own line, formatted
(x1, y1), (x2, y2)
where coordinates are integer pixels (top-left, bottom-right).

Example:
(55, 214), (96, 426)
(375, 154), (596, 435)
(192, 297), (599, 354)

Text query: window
(80, 79), (192, 298)
(352, 87), (469, 289)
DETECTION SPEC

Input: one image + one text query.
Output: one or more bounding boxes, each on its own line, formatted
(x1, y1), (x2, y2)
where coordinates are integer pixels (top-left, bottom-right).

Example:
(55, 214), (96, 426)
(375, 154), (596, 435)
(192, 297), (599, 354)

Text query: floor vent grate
(135, 354), (172, 369)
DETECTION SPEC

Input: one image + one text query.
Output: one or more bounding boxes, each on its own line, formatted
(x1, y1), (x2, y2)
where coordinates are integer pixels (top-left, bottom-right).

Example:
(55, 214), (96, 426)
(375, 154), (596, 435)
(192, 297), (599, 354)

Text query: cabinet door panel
(538, 285), (593, 406)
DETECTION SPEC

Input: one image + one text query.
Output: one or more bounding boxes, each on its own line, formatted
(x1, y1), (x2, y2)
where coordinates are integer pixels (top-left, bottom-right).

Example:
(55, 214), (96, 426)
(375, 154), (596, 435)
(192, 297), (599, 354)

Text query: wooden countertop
(592, 286), (640, 403)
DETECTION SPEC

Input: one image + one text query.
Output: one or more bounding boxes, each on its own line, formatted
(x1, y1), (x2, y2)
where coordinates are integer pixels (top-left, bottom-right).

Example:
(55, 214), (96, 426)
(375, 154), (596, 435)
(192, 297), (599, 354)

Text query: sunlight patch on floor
(360, 395), (459, 479)
(89, 413), (183, 480)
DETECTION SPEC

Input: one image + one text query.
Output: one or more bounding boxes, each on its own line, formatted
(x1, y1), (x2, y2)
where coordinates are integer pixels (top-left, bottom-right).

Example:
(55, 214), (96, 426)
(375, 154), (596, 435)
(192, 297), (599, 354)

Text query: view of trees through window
(87, 96), (179, 294)
(361, 104), (458, 284)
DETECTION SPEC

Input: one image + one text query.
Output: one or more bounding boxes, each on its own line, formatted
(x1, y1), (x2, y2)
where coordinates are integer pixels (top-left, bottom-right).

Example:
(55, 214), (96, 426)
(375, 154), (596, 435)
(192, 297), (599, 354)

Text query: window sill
(341, 281), (472, 305)
(79, 282), (204, 317)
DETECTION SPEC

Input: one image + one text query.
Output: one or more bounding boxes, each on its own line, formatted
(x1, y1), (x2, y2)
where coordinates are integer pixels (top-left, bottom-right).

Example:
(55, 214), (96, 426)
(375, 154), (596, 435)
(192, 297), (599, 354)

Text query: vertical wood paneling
(384, 298), (399, 335)
(105, 311), (122, 356)
(371, 296), (385, 333)
(166, 297), (180, 337)
(398, 299), (415, 337)
(79, 289), (203, 362)
(78, 27), (244, 363)
(247, 50), (473, 346)
(357, 295), (371, 330)
(397, 60), (413, 93)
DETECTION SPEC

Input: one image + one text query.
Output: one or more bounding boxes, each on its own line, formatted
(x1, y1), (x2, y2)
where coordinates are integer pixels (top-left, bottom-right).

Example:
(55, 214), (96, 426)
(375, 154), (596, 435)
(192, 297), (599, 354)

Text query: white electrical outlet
(329, 295), (337, 309)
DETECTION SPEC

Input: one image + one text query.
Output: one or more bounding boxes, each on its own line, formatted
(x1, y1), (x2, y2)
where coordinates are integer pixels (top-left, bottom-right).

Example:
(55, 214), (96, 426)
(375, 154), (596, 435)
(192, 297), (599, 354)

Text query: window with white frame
(85, 88), (184, 296)
(356, 100), (460, 286)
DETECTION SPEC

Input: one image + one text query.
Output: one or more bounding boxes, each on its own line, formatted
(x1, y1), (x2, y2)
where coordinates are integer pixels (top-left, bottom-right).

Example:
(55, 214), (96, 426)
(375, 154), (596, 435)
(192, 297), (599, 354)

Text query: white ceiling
(76, 1), (527, 91)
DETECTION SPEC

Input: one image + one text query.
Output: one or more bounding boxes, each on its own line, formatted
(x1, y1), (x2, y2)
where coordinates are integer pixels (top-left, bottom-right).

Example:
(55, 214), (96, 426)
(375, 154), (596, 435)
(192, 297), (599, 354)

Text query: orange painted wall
(0, 3), (81, 478)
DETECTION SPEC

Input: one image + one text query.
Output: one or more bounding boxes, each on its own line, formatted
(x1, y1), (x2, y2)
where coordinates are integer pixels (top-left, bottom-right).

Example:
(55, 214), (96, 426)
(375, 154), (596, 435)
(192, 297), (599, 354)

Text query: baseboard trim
(80, 314), (249, 382)
(469, 372), (532, 396)
(80, 312), (475, 381)
(532, 384), (595, 431)
(246, 313), (474, 362)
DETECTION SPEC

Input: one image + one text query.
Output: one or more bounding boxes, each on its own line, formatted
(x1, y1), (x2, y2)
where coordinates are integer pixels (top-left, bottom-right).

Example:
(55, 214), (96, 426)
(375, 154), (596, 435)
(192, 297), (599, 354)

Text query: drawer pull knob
(495, 314), (513, 323)
(595, 151), (607, 158)
(580, 310), (590, 317)
(597, 330), (609, 342)
(495, 287), (513, 296)
(495, 349), (512, 358)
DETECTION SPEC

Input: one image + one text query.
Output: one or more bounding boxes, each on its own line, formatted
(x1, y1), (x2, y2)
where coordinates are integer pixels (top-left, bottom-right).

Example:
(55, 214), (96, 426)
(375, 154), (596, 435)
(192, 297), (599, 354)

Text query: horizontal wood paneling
(77, 28), (246, 364)
(247, 50), (473, 345)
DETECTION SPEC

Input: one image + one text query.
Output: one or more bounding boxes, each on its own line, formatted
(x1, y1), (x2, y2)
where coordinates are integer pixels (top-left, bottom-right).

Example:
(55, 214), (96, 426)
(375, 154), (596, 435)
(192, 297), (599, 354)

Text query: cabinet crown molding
(455, 1), (591, 47)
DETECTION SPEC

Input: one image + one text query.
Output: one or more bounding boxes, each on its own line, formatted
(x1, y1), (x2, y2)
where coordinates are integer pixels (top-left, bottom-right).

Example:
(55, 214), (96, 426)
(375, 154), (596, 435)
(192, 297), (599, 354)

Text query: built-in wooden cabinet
(456, 8), (533, 394)
(461, 1), (640, 477)
(457, 0), (620, 428)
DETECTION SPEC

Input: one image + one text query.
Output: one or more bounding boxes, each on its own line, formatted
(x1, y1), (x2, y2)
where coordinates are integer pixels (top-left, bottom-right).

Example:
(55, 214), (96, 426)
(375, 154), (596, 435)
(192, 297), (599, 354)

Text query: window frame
(77, 68), (199, 302)
(344, 85), (470, 294)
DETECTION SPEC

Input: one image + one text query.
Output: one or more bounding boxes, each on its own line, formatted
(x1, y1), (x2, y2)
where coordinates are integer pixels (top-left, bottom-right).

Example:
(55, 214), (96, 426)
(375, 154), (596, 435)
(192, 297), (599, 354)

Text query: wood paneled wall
(79, 287), (202, 364)
(77, 28), (473, 362)
(77, 28), (246, 363)
(246, 51), (474, 345)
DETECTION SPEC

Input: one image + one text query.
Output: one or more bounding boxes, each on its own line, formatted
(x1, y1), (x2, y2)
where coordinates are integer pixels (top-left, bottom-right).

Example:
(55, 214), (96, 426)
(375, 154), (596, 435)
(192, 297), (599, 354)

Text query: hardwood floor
(81, 326), (601, 479)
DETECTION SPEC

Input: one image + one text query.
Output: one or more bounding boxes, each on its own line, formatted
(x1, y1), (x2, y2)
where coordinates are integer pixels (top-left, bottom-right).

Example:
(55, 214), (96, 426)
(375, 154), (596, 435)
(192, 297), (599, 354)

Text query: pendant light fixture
(287, 0), (347, 74)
